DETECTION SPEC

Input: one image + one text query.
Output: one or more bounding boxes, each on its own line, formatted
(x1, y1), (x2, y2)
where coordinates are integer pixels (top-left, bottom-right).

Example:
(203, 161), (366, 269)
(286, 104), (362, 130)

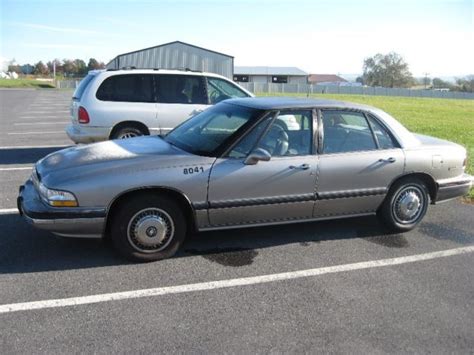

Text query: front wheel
(110, 194), (186, 261)
(379, 178), (429, 232)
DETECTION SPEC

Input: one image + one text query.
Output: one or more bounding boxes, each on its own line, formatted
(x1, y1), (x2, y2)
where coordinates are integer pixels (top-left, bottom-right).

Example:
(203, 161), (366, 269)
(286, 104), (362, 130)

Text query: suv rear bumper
(66, 123), (111, 144)
(18, 180), (106, 238)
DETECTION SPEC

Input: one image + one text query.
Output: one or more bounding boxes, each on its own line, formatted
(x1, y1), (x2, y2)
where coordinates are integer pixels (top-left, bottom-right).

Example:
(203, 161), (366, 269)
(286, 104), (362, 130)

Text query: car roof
(223, 97), (421, 149)
(224, 97), (375, 111)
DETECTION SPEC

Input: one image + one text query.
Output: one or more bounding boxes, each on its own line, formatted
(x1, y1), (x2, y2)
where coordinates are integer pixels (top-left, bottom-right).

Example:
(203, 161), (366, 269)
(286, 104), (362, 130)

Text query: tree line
(357, 52), (473, 92)
(7, 53), (473, 92)
(8, 58), (106, 77)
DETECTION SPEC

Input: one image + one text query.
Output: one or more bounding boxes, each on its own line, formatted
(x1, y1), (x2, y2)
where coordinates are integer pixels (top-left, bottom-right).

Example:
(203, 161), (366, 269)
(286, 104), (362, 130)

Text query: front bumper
(18, 180), (106, 238)
(66, 123), (111, 144)
(436, 173), (473, 203)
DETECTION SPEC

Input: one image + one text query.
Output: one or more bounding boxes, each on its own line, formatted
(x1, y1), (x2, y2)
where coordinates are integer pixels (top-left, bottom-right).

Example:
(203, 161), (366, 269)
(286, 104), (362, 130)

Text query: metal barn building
(106, 41), (234, 78)
(233, 66), (308, 84)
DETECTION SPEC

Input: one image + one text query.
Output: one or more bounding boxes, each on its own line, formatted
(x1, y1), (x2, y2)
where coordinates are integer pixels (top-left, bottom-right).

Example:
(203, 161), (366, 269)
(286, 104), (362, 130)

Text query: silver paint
(21, 98), (473, 238)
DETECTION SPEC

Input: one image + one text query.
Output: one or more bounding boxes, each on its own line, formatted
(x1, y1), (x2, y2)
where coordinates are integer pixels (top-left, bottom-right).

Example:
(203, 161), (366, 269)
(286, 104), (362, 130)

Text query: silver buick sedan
(18, 98), (473, 261)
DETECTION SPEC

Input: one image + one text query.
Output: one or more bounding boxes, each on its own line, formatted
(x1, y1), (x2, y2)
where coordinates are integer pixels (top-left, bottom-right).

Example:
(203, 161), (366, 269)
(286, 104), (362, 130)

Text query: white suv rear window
(73, 74), (95, 100)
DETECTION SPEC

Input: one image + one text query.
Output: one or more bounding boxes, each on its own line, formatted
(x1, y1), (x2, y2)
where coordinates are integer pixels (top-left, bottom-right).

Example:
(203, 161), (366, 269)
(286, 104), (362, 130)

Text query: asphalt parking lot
(0, 89), (473, 353)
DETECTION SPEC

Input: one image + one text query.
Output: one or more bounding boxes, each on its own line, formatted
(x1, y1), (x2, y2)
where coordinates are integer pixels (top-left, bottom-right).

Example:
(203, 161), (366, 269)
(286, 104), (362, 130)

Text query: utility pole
(423, 72), (430, 89)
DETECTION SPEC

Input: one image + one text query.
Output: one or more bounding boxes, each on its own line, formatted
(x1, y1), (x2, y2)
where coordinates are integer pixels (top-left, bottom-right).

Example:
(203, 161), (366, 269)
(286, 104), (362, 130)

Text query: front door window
(207, 77), (249, 104)
(208, 110), (317, 226)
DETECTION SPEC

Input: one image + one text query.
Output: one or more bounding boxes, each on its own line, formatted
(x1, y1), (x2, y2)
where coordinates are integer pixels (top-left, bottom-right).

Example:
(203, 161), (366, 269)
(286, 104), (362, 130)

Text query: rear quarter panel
(404, 142), (466, 181)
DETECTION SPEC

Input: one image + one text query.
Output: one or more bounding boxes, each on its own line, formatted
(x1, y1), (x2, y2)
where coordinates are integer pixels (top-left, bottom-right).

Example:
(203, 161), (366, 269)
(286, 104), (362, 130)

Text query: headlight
(31, 166), (78, 207)
(38, 183), (78, 207)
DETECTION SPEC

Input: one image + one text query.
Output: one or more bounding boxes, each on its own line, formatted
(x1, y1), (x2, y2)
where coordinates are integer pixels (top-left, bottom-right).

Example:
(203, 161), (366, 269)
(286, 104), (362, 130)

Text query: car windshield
(165, 103), (263, 156)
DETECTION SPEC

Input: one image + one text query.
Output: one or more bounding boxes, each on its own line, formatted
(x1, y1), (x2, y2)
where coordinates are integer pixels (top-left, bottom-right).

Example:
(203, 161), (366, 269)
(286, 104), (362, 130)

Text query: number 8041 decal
(183, 167), (205, 175)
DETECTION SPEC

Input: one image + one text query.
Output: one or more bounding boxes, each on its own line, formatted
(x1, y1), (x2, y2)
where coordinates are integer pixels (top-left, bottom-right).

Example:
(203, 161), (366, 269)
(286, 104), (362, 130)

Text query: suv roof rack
(184, 67), (201, 73)
(107, 67), (203, 73)
(159, 67), (202, 73)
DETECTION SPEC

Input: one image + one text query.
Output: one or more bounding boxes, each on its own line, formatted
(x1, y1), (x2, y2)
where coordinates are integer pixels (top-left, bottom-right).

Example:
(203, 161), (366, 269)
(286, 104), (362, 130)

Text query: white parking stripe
(0, 166), (32, 171)
(30, 103), (68, 106)
(0, 208), (18, 214)
(0, 144), (69, 149)
(19, 116), (68, 119)
(14, 122), (69, 126)
(31, 103), (68, 106)
(0, 246), (472, 314)
(25, 111), (69, 114)
(7, 131), (65, 135)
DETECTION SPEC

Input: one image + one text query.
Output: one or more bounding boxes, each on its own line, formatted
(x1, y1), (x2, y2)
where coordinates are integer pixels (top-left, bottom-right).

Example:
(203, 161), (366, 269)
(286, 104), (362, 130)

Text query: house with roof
(233, 66), (308, 85)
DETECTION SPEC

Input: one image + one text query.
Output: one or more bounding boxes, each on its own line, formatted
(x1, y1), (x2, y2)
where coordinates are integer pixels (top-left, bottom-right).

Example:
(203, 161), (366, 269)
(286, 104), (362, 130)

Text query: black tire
(378, 177), (429, 232)
(110, 194), (186, 262)
(111, 126), (146, 140)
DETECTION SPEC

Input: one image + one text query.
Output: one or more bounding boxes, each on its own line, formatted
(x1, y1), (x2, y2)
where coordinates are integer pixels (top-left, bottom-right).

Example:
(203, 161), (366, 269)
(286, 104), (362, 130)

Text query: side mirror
(244, 148), (271, 165)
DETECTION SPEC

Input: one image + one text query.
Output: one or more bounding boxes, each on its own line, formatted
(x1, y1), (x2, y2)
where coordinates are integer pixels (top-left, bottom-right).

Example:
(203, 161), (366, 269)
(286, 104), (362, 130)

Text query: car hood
(36, 136), (197, 184)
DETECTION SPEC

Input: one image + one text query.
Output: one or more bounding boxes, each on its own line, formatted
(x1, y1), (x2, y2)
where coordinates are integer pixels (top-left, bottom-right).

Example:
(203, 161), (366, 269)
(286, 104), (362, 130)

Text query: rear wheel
(379, 177), (429, 232)
(111, 126), (146, 139)
(110, 194), (186, 261)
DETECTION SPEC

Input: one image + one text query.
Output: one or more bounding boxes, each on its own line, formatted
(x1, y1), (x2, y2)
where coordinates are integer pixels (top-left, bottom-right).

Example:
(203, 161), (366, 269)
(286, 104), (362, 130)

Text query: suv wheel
(110, 194), (186, 261)
(112, 126), (146, 139)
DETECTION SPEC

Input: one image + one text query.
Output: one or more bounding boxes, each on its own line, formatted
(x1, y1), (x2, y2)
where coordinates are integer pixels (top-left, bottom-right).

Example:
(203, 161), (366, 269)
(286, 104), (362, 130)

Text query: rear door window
(155, 74), (207, 104)
(322, 110), (377, 153)
(96, 74), (154, 102)
(367, 115), (398, 149)
(207, 77), (249, 104)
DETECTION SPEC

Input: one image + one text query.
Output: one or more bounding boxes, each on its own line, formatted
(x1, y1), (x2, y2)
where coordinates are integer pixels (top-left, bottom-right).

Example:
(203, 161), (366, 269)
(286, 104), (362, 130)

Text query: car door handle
(379, 157), (396, 163)
(289, 164), (310, 170)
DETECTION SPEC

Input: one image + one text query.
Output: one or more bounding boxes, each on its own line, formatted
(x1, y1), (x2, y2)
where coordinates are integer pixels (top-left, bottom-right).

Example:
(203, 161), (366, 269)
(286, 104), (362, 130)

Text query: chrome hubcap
(119, 132), (138, 139)
(393, 186), (424, 224)
(127, 208), (174, 253)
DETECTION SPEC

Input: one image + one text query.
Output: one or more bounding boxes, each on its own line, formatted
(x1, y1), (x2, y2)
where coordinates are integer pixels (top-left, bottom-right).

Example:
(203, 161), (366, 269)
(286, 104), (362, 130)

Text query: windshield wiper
(164, 138), (177, 147)
(165, 138), (191, 153)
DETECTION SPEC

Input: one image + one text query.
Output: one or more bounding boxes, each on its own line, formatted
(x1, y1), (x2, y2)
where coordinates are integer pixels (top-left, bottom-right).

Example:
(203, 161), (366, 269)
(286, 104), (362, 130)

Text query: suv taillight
(78, 106), (90, 124)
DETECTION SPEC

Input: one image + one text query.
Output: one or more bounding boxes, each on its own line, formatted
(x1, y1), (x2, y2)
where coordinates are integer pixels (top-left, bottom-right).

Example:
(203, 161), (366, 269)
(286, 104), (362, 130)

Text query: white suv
(66, 69), (253, 143)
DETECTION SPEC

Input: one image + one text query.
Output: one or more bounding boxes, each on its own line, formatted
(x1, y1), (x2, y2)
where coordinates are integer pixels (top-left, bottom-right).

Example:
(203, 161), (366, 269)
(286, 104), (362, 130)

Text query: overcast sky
(1, 0), (472, 77)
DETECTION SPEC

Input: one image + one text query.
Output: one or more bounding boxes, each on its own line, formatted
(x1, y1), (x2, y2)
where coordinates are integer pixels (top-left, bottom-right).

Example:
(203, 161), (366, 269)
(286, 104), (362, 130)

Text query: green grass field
(258, 92), (474, 199)
(0, 78), (55, 89)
